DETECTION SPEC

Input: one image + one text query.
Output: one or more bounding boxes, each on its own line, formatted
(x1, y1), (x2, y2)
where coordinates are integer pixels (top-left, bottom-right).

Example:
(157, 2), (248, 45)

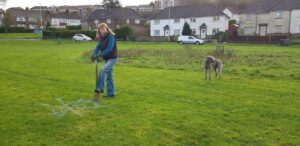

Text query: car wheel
(179, 41), (183, 44)
(195, 41), (200, 45)
(83, 39), (86, 42)
(73, 39), (76, 42)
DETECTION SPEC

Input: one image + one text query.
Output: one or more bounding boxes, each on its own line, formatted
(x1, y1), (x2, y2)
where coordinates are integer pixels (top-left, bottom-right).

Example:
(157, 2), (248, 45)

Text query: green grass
(0, 40), (299, 145)
(0, 33), (41, 39)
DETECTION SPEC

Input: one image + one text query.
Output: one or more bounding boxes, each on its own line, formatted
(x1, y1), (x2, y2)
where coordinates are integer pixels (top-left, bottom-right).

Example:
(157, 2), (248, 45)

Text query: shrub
(42, 30), (97, 39)
(115, 25), (133, 41)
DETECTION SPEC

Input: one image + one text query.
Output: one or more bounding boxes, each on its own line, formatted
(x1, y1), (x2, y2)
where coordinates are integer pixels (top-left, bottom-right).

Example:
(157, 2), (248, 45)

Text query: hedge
(0, 27), (34, 33)
(42, 30), (97, 39)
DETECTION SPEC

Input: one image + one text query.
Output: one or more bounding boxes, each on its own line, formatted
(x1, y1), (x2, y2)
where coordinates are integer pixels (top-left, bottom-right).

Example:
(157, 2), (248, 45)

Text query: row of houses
(238, 0), (300, 36)
(1, 0), (300, 40)
(3, 7), (81, 29)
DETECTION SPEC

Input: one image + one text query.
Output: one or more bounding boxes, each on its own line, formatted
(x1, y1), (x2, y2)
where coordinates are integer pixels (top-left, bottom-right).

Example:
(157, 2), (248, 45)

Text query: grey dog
(204, 56), (223, 80)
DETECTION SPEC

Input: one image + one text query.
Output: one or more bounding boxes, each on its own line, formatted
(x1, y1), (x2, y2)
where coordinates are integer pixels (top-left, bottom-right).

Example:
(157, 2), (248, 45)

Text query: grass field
(0, 33), (42, 39)
(0, 40), (299, 145)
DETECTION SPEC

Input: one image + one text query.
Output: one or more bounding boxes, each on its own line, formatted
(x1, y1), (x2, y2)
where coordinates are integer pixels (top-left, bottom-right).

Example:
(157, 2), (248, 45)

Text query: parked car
(178, 36), (204, 45)
(72, 34), (92, 42)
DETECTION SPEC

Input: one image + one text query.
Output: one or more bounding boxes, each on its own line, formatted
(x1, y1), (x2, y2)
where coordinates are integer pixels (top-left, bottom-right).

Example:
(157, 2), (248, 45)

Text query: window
(244, 27), (255, 35)
(29, 17), (37, 22)
(29, 24), (36, 29)
(16, 16), (25, 22)
(154, 20), (160, 25)
(190, 17), (196, 23)
(17, 24), (25, 27)
(126, 19), (130, 24)
(154, 30), (160, 36)
(94, 20), (99, 25)
(135, 19), (140, 24)
(174, 29), (180, 36)
(106, 19), (111, 24)
(246, 15), (252, 21)
(188, 36), (193, 39)
(174, 18), (180, 23)
(213, 16), (220, 21)
(212, 28), (219, 35)
(275, 11), (283, 19)
(275, 25), (283, 33)
(192, 29), (196, 35)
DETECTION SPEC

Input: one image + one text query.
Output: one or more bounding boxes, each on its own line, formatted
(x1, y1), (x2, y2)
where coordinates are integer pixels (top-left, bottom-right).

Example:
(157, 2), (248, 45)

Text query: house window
(192, 29), (196, 35)
(29, 24), (36, 29)
(17, 24), (25, 27)
(135, 19), (140, 24)
(29, 17), (37, 22)
(106, 19), (111, 24)
(190, 17), (196, 23)
(275, 25), (283, 33)
(244, 26), (255, 35)
(16, 16), (25, 22)
(275, 11), (283, 19)
(174, 29), (180, 36)
(126, 19), (130, 24)
(212, 28), (219, 35)
(154, 20), (160, 25)
(246, 15), (252, 21)
(94, 20), (99, 25)
(154, 30), (160, 36)
(213, 16), (220, 22)
(174, 18), (180, 23)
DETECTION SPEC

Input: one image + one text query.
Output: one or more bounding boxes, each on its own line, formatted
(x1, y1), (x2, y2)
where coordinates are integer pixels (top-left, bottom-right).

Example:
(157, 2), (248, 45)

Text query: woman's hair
(97, 23), (115, 38)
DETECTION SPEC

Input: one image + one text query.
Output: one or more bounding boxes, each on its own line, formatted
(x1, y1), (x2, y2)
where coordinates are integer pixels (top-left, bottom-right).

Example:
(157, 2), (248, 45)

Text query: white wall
(150, 16), (229, 37)
(51, 18), (81, 28)
(291, 9), (300, 34)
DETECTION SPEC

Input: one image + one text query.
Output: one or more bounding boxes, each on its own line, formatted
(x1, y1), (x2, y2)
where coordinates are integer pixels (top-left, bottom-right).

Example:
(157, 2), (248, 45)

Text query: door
(200, 28), (207, 39)
(188, 36), (194, 44)
(259, 26), (267, 36)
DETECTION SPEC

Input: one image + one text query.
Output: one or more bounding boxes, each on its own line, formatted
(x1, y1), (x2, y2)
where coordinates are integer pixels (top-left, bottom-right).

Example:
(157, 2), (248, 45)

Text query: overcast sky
(2, 0), (152, 9)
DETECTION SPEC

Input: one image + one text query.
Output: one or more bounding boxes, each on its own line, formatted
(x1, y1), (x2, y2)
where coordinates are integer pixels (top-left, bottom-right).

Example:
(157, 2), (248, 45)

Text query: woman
(92, 23), (118, 102)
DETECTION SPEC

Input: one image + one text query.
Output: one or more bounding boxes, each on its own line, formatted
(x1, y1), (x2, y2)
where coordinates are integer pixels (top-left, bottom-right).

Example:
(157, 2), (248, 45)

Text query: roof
(84, 8), (144, 21)
(242, 0), (300, 14)
(52, 12), (81, 19)
(149, 5), (226, 19)
(271, 0), (300, 11)
(6, 8), (44, 18)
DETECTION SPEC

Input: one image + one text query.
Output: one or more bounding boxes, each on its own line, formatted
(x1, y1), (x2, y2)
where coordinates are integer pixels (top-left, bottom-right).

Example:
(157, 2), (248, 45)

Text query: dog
(204, 56), (223, 80)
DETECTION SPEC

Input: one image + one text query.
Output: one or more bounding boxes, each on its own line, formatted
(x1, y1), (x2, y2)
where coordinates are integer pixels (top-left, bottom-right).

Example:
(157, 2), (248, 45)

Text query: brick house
(82, 8), (149, 37)
(6, 7), (46, 29)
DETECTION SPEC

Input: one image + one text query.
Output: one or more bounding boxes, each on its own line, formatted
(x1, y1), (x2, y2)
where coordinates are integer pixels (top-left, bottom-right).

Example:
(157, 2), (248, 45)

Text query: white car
(72, 34), (92, 42)
(178, 36), (204, 45)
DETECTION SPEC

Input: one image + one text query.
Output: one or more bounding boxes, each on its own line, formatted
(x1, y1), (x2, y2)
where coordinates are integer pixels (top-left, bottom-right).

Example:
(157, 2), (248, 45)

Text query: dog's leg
(214, 67), (218, 79)
(209, 66), (212, 80)
(219, 66), (222, 80)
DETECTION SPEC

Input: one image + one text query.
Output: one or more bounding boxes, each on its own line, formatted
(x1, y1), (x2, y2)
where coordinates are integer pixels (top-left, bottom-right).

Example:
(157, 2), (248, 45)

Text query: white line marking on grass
(38, 97), (111, 117)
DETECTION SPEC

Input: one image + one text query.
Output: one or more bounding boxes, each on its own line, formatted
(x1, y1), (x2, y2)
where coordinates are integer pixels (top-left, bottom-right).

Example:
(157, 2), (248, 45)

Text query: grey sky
(2, 0), (152, 9)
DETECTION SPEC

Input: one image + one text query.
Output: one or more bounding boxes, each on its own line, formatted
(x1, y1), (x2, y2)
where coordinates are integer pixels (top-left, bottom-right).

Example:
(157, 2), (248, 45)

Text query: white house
(291, 9), (300, 34)
(154, 0), (180, 10)
(0, 9), (4, 26)
(150, 5), (229, 39)
(51, 12), (81, 28)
